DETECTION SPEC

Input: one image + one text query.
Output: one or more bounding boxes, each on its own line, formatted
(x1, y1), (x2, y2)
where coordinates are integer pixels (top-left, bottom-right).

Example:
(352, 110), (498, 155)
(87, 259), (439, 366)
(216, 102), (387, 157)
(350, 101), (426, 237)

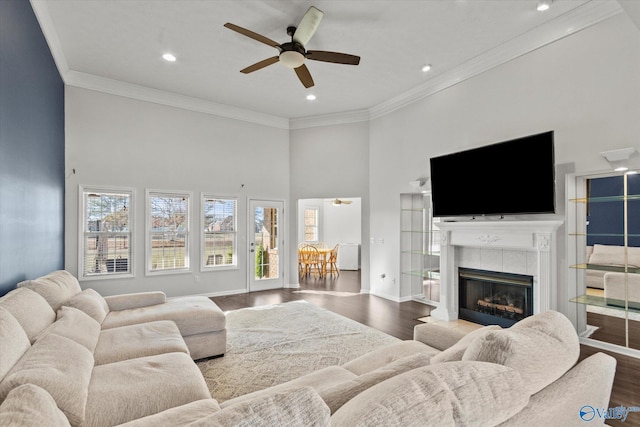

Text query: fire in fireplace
(458, 268), (533, 328)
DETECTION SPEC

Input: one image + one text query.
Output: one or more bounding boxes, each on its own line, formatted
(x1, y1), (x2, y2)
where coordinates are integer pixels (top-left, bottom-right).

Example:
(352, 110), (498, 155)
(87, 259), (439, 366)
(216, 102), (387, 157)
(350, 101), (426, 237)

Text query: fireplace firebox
(458, 268), (533, 328)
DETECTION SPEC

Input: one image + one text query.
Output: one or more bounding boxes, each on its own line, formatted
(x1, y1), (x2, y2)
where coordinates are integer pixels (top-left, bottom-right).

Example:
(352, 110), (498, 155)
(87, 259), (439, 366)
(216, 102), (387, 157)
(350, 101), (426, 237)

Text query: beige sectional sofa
(0, 270), (617, 426)
(586, 244), (640, 289)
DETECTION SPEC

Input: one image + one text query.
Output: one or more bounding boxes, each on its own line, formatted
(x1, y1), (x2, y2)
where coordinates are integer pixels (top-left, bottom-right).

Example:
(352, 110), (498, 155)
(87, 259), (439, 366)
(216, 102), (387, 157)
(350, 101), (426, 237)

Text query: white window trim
(201, 193), (238, 272)
(146, 189), (192, 276)
(78, 185), (135, 281)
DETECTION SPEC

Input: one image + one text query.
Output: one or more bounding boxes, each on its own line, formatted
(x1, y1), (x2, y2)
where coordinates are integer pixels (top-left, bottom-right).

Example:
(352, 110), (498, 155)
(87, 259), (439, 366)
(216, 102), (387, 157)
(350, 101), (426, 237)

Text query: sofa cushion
(192, 387), (330, 427)
(0, 384), (71, 427)
(18, 270), (81, 311)
(115, 399), (220, 427)
(320, 352), (432, 414)
(101, 296), (225, 335)
(86, 352), (212, 427)
(331, 361), (529, 427)
(220, 366), (357, 409)
(0, 307), (31, 382)
(589, 244), (640, 268)
(104, 291), (166, 311)
(430, 325), (502, 364)
(0, 287), (56, 342)
(0, 333), (94, 426)
(35, 306), (101, 353)
(94, 320), (189, 365)
(341, 340), (438, 375)
(65, 289), (110, 323)
(462, 310), (579, 396)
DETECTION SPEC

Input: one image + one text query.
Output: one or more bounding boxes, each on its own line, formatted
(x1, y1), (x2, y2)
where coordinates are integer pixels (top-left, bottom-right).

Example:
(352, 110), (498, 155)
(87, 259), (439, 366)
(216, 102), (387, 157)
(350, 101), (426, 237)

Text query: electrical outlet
(194, 275), (200, 283)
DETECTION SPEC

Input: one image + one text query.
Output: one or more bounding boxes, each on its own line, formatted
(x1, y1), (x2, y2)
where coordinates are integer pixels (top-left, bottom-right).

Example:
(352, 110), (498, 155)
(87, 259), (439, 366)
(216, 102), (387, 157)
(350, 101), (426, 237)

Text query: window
(147, 190), (191, 274)
(304, 207), (319, 242)
(202, 195), (237, 270)
(79, 187), (133, 280)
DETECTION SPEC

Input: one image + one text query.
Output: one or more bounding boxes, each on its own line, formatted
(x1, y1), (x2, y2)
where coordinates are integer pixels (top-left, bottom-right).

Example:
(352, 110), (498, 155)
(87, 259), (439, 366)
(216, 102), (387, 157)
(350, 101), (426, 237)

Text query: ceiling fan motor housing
(279, 41), (306, 68)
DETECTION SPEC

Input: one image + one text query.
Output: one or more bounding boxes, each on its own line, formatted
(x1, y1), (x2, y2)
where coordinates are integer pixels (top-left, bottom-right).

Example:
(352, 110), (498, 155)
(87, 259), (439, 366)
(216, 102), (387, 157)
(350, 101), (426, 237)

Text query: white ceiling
(31, 0), (633, 125)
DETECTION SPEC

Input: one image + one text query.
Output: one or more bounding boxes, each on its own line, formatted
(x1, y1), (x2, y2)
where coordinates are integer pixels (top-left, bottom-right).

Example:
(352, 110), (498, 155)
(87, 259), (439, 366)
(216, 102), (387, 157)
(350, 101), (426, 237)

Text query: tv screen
(429, 131), (555, 217)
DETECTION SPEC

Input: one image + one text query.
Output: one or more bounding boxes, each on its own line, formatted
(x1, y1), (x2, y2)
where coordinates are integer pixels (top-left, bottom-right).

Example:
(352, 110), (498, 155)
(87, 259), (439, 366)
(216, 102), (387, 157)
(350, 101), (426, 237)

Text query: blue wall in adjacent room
(0, 0), (65, 295)
(587, 174), (640, 248)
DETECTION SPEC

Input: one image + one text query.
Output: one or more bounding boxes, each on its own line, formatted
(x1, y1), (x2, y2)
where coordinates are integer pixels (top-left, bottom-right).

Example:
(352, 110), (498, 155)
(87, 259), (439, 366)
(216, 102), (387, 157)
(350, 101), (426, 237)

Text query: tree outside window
(80, 187), (133, 279)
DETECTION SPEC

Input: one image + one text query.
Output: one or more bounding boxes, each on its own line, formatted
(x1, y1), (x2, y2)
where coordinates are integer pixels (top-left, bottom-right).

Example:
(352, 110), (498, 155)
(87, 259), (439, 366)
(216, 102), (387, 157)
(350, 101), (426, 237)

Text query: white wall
(368, 13), (640, 305)
(323, 198), (361, 248)
(65, 87), (289, 297)
(289, 122), (369, 289)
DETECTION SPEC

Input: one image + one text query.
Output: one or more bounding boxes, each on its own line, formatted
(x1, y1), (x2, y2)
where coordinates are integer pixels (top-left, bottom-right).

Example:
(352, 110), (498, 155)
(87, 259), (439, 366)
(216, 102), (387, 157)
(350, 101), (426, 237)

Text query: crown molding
(31, 0), (622, 130)
(369, 0), (623, 120)
(64, 71), (290, 129)
(30, 0), (69, 77)
(289, 109), (370, 129)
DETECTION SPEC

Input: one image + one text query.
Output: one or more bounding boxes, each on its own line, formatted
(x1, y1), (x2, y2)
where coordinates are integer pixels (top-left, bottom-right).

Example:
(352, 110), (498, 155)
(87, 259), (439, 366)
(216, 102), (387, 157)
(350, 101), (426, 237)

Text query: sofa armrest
(413, 323), (467, 351)
(104, 292), (166, 311)
(498, 352), (616, 426)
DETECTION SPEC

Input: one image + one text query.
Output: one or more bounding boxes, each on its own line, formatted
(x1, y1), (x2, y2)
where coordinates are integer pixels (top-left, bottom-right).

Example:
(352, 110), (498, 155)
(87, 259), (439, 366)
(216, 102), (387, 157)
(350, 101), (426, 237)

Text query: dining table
(298, 246), (332, 277)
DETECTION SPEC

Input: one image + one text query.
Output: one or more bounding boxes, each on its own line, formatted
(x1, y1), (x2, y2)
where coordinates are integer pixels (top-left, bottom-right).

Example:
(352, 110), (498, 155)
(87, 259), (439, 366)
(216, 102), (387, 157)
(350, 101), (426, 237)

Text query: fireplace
(458, 267), (533, 328)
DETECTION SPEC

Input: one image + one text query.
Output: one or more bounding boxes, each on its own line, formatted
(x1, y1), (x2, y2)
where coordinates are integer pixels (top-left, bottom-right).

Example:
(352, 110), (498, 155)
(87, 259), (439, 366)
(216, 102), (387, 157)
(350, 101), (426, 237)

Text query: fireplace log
(477, 299), (524, 315)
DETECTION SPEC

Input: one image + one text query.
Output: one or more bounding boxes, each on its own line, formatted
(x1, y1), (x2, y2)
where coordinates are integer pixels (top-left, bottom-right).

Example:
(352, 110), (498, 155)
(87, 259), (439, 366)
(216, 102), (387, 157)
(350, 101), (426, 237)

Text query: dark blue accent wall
(0, 0), (65, 295)
(587, 174), (640, 247)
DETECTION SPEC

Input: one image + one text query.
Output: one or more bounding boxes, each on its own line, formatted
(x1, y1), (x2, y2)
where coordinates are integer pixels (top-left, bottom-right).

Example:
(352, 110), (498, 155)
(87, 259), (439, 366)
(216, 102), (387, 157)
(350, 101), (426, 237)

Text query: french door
(248, 200), (284, 291)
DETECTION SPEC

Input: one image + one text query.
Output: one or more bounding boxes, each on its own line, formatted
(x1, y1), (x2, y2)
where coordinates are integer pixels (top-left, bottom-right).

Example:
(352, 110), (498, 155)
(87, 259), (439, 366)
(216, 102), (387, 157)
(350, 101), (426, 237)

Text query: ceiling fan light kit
(224, 6), (360, 88)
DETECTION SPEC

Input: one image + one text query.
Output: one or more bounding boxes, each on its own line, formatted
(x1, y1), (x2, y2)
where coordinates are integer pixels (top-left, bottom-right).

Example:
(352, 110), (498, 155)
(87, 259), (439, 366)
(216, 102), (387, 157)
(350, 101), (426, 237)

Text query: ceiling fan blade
(294, 64), (314, 88)
(240, 56), (279, 74)
(293, 6), (324, 46)
(224, 23), (280, 48)
(307, 50), (360, 65)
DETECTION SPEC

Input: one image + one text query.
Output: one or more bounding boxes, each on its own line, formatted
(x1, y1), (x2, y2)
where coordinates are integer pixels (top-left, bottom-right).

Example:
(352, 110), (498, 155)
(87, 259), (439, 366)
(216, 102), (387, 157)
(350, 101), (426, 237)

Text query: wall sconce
(600, 147), (637, 172)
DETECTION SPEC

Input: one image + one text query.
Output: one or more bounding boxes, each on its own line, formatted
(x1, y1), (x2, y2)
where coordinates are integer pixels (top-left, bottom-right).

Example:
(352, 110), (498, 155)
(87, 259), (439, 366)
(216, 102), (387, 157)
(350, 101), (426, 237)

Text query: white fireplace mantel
(430, 220), (564, 322)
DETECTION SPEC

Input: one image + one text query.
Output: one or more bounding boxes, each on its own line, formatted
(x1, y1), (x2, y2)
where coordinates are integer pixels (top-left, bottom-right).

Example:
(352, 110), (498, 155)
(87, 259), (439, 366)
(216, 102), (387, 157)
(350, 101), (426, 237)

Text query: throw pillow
(331, 361), (529, 427)
(35, 306), (101, 353)
(18, 270), (82, 311)
(0, 333), (94, 426)
(65, 288), (110, 323)
(0, 384), (70, 427)
(320, 353), (432, 413)
(0, 287), (56, 343)
(0, 306), (31, 380)
(430, 324), (501, 364)
(462, 310), (579, 396)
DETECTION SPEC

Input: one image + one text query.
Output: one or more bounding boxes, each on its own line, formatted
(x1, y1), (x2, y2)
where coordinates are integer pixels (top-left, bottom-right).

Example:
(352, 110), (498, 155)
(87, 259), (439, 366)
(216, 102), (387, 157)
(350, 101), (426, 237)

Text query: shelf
(569, 194), (640, 203)
(569, 263), (640, 274)
(570, 294), (640, 314)
(401, 249), (440, 256)
(402, 270), (440, 279)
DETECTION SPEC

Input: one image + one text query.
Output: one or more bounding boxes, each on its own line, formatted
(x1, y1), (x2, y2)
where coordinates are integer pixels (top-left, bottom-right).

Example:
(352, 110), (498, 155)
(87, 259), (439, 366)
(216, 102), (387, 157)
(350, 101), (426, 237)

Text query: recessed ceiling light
(162, 53), (177, 62)
(536, 0), (552, 11)
(306, 94), (316, 101)
(421, 64), (432, 73)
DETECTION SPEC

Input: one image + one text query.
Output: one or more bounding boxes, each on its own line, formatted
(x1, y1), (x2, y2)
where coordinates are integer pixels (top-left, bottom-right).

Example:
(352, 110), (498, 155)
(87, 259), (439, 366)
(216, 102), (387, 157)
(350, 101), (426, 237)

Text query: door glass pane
(254, 206), (279, 280)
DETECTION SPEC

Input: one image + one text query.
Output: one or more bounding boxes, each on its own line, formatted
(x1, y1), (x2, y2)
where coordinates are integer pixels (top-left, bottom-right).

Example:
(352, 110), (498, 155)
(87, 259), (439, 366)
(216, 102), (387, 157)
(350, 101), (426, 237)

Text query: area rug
(197, 300), (399, 403)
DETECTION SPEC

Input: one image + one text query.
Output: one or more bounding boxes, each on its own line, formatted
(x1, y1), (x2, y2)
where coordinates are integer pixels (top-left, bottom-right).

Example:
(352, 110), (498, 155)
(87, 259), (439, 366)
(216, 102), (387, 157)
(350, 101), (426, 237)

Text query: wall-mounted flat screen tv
(429, 131), (555, 217)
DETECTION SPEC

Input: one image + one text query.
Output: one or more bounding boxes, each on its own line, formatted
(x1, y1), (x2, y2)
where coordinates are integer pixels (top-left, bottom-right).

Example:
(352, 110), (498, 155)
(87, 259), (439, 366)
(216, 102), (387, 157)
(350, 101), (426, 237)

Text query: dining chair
(325, 244), (340, 277)
(299, 245), (323, 278)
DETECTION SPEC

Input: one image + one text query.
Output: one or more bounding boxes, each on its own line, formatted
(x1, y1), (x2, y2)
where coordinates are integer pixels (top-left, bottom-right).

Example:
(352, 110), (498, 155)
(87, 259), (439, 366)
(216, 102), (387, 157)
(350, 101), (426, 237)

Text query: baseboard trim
(579, 337), (640, 360)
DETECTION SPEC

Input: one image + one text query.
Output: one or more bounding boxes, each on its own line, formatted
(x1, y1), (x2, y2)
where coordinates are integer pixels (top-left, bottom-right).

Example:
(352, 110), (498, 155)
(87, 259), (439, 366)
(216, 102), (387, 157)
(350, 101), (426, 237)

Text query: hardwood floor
(211, 270), (640, 427)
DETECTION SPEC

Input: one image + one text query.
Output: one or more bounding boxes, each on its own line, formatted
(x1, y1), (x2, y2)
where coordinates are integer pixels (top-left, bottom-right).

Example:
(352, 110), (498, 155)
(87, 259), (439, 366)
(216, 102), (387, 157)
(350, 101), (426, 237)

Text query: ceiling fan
(224, 6), (360, 88)
(330, 198), (353, 206)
